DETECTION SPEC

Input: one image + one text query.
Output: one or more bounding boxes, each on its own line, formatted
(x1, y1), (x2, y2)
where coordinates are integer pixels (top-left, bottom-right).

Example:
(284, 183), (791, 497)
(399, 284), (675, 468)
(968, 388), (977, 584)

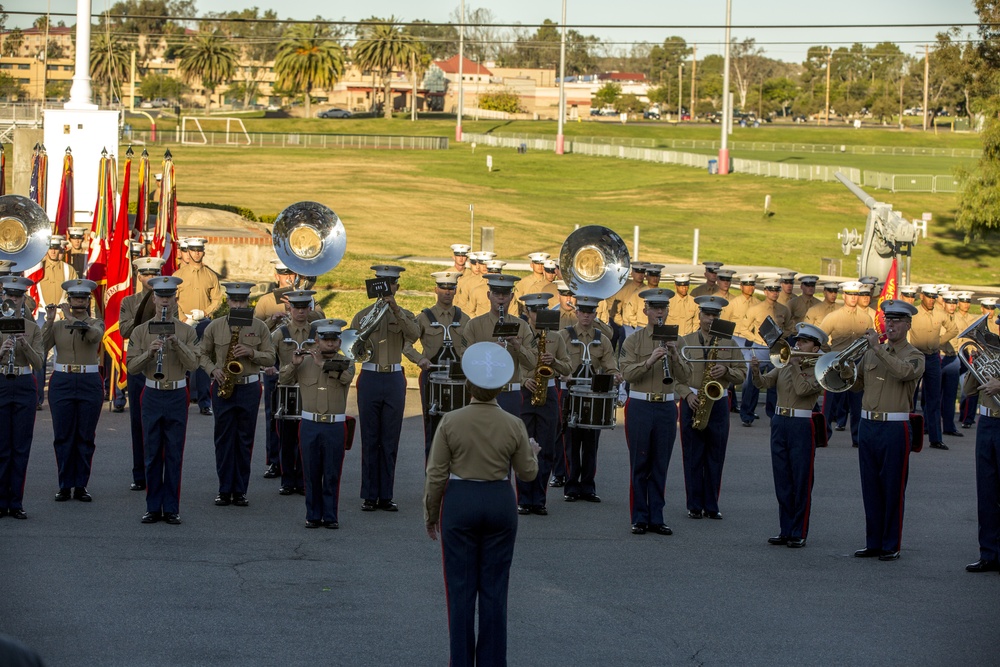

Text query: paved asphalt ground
(2, 391), (998, 667)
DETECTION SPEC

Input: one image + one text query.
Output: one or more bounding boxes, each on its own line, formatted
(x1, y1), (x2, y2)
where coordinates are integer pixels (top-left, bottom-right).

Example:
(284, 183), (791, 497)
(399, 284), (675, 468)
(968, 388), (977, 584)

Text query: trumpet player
(851, 300), (923, 562)
(0, 276), (43, 520)
(516, 293), (571, 516)
(126, 276), (199, 525)
(44, 279), (104, 503)
(677, 296), (745, 521)
(960, 349), (1000, 572)
(199, 282), (275, 508)
(621, 288), (691, 535)
(750, 323), (826, 548)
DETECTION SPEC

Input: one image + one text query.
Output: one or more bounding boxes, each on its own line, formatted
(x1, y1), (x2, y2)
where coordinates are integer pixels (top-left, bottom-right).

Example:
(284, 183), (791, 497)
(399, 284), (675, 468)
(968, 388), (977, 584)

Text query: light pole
(555, 0), (567, 155)
(718, 0), (732, 175)
(456, 0), (465, 142)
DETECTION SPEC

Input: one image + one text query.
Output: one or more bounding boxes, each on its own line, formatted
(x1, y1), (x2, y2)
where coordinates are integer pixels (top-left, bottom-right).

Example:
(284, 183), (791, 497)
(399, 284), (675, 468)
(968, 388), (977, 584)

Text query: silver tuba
(271, 201), (347, 280)
(341, 299), (389, 363)
(957, 315), (1000, 410)
(558, 225), (631, 300)
(0, 195), (52, 269)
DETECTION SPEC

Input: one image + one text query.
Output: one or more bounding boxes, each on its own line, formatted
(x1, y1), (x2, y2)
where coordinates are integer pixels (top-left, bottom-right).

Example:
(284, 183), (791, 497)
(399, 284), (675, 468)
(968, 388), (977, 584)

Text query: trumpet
(656, 316), (672, 385)
(768, 339), (824, 369)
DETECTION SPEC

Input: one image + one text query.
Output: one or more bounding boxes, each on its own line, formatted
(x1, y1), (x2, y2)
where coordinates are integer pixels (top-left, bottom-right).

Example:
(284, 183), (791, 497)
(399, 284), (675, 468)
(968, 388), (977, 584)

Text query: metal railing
(663, 138), (981, 159)
(124, 129), (449, 150)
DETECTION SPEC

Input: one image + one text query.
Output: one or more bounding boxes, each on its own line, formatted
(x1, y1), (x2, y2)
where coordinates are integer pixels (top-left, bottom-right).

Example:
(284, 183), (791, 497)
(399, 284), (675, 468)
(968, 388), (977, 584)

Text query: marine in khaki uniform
(454, 251), (491, 312)
(511, 252), (555, 317)
(805, 282), (840, 326)
(667, 273), (699, 336)
(622, 264), (663, 334)
(126, 276), (200, 525)
(279, 321), (355, 529)
(899, 284), (918, 305)
(722, 273), (758, 342)
(174, 238), (224, 320)
(939, 291), (965, 438)
(738, 278), (792, 426)
(955, 292), (980, 429)
(66, 228), (88, 278)
(553, 280), (578, 330)
(691, 261), (724, 298)
(787, 275), (819, 327)
(818, 281), (873, 447)
(980, 298), (999, 336)
(253, 260), (300, 330)
(909, 284), (959, 450)
(449, 243), (470, 275)
(712, 268), (736, 299)
(777, 271), (797, 306)
(36, 236), (74, 309)
(467, 256), (504, 318)
(961, 359), (1000, 572)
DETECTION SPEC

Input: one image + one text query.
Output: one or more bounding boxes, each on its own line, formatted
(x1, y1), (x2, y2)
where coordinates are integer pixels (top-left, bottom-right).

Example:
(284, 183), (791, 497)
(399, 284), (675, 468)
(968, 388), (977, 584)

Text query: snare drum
(428, 371), (470, 416)
(566, 386), (617, 430)
(275, 384), (302, 420)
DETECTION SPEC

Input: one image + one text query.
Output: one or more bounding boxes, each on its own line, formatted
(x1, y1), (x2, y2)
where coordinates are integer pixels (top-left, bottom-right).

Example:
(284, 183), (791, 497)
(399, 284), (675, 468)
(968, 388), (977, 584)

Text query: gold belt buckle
(70, 364), (82, 373)
(319, 413), (334, 423)
(777, 407), (790, 417)
(989, 409), (1000, 418)
(381, 364), (391, 373)
(648, 393), (665, 402)
(871, 412), (886, 422)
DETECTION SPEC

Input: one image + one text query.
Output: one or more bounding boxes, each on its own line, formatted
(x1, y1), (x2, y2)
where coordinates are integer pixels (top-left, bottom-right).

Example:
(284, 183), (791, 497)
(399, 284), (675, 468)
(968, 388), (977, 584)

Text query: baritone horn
(559, 225), (630, 300)
(814, 336), (873, 393)
(957, 315), (1000, 410)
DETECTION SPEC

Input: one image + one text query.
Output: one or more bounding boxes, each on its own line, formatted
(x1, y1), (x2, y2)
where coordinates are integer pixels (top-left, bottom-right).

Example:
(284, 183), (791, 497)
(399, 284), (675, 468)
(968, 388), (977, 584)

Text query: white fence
(662, 138), (981, 159)
(126, 129), (449, 150)
(733, 159), (862, 184)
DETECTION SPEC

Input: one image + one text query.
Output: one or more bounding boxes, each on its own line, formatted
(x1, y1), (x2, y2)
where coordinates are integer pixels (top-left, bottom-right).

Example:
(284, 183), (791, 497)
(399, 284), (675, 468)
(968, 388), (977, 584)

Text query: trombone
(681, 340), (822, 368)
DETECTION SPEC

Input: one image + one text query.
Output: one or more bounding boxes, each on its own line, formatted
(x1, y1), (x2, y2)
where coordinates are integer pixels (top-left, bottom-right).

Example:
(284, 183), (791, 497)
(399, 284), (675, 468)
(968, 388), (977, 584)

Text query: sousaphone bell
(271, 201), (347, 278)
(0, 194), (51, 270)
(559, 225), (631, 300)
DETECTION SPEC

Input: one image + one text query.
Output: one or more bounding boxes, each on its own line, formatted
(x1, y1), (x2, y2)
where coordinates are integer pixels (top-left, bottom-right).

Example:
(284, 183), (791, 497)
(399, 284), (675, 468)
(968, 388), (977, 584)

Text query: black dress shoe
(361, 500), (377, 512)
(305, 520), (322, 529)
(962, 423), (973, 429)
(278, 486), (294, 496)
(767, 535), (789, 545)
(0, 508), (6, 517)
(530, 505), (548, 516)
(687, 510), (703, 519)
(965, 559), (1000, 573)
(112, 405), (125, 413)
(141, 511), (161, 524)
(787, 537), (806, 548)
(9, 508), (26, 520)
(263, 464), (280, 478)
(563, 493), (579, 502)
(929, 441), (949, 450)
(705, 511), (723, 520)
(834, 425), (846, 431)
(130, 481), (146, 491)
(163, 513), (181, 525)
(517, 504), (531, 515)
(324, 521), (339, 529)
(741, 421), (753, 427)
(650, 524), (673, 535)
(200, 407), (213, 416)
(879, 550), (900, 561)
(631, 522), (648, 535)
(549, 476), (566, 488)
(943, 431), (963, 437)
(580, 493), (601, 503)
(73, 488), (93, 502)
(54, 489), (71, 502)
(295, 487), (305, 496)
(214, 493), (232, 506)
(854, 547), (881, 558)
(377, 499), (398, 511)
(232, 494), (249, 507)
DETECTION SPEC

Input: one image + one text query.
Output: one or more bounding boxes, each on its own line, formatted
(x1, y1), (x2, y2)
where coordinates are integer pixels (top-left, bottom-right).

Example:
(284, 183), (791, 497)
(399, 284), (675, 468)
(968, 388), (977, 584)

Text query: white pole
(633, 225), (639, 261)
(555, 0), (567, 155)
(455, 0), (465, 142)
(469, 203), (474, 249)
(717, 0), (732, 174)
(692, 228), (700, 265)
(67, 0), (96, 109)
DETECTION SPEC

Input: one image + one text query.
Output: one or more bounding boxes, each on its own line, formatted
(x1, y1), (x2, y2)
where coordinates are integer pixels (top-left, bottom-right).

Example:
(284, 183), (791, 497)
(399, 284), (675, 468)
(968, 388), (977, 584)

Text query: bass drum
(274, 384), (302, 420)
(566, 386), (617, 430)
(428, 371), (470, 416)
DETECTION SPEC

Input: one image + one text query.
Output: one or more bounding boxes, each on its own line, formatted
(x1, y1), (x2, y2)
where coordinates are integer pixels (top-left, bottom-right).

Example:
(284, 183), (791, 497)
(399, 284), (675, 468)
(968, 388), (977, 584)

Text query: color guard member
(44, 279), (104, 503)
(910, 284), (958, 450)
(819, 281), (872, 447)
(0, 276), (43, 519)
(939, 292), (964, 438)
(739, 278), (791, 426)
(691, 261), (724, 298)
(66, 228), (88, 277)
(621, 288), (692, 535)
(200, 282), (276, 507)
(804, 282), (840, 326)
(751, 323), (826, 548)
(280, 321), (355, 529)
(852, 300), (923, 562)
(126, 276), (199, 525)
(351, 265), (420, 512)
(175, 237), (223, 416)
(787, 275), (820, 327)
(961, 365), (1000, 572)
(177, 238), (191, 266)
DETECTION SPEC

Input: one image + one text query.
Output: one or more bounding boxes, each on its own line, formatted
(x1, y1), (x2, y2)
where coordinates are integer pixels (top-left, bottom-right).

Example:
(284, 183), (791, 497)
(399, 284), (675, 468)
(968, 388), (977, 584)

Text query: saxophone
(530, 328), (555, 406)
(216, 324), (245, 399)
(692, 335), (726, 431)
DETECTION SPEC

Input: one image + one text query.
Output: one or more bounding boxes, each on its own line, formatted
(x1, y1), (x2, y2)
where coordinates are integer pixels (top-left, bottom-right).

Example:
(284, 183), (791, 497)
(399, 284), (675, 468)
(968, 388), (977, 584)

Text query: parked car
(318, 108), (351, 118)
(643, 108), (660, 120)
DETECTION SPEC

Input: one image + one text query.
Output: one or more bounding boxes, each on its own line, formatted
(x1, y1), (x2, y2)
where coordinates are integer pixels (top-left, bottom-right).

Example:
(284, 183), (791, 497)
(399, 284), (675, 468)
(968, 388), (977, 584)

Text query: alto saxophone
(217, 323), (245, 399)
(530, 328), (555, 406)
(692, 334), (726, 431)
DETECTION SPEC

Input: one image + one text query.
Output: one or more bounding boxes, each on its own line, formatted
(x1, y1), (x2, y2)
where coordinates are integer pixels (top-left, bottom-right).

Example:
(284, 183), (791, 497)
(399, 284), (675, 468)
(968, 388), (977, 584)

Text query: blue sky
(15, 0), (981, 62)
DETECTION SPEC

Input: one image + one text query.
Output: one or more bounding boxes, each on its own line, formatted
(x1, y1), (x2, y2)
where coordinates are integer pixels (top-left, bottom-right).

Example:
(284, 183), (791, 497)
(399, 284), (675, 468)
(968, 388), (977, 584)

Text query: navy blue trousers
(516, 387), (559, 507)
(624, 398), (676, 526)
(680, 397), (730, 515)
(440, 479), (517, 667)
(858, 418), (911, 552)
(127, 373), (145, 484)
(940, 355), (959, 434)
(976, 415), (1000, 561)
(770, 415), (816, 539)
(497, 389), (522, 418)
(823, 389), (862, 446)
(960, 392), (979, 427)
(299, 419), (346, 523)
(262, 371), (280, 466)
(357, 370), (405, 502)
(0, 374), (37, 510)
(50, 372), (103, 490)
(565, 428), (601, 497)
(211, 380), (262, 495)
(918, 353), (943, 442)
(278, 419), (304, 490)
(740, 357), (776, 423)
(141, 386), (189, 514)
(34, 349), (47, 406)
(418, 369), (443, 459)
(193, 318), (212, 409)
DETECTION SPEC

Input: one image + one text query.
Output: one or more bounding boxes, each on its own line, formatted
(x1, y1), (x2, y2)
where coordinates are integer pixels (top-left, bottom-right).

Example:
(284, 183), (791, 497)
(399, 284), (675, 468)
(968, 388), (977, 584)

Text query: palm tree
(178, 33), (238, 109)
(274, 24), (345, 119)
(90, 31), (130, 105)
(353, 18), (418, 119)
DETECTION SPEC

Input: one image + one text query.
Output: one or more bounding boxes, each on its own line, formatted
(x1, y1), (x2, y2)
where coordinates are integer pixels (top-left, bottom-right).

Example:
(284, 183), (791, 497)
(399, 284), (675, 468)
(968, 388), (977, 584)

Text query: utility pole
(129, 49), (135, 112)
(718, 0), (732, 175)
(555, 0), (567, 154)
(456, 0), (465, 142)
(824, 47), (832, 125)
(678, 63), (683, 119)
(922, 44), (930, 131)
(411, 51), (417, 122)
(690, 44), (697, 120)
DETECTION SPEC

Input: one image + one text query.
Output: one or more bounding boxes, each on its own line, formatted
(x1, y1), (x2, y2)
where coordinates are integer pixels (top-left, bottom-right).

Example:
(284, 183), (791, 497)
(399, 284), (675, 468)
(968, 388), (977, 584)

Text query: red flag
(103, 148), (134, 393)
(86, 149), (116, 313)
(134, 149), (150, 241)
(151, 150), (178, 276)
(0, 144), (6, 196)
(53, 149), (74, 236)
(874, 258), (899, 335)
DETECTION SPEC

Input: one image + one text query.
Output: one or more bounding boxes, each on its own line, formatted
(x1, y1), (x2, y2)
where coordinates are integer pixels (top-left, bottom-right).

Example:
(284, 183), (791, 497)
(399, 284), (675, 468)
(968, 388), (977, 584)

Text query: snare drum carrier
(564, 326), (617, 430)
(423, 307), (470, 416)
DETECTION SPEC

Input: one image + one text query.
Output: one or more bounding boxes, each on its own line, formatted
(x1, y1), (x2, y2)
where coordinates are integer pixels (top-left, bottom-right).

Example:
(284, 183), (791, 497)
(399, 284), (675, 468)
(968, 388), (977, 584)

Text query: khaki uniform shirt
(951, 310), (978, 355)
(43, 315), (104, 365)
(667, 293), (699, 336)
(349, 303), (420, 366)
(37, 258), (74, 308)
(622, 289), (651, 328)
(1, 318), (43, 370)
(787, 294), (820, 327)
(253, 290), (288, 325)
(126, 318), (200, 381)
(620, 325), (693, 393)
(174, 263), (224, 318)
(857, 340), (925, 413)
(909, 304), (958, 356)
(457, 311), (537, 384)
(777, 290), (795, 306)
(752, 361), (822, 410)
(742, 300), (792, 345)
(675, 330), (746, 401)
(199, 316), (275, 377)
(424, 399), (538, 524)
(712, 287), (734, 300)
(805, 300), (839, 326)
(511, 273), (552, 317)
(403, 304), (470, 365)
(454, 272), (482, 312)
(279, 352), (354, 414)
(819, 306), (873, 352)
(691, 282), (718, 298)
(119, 289), (152, 340)
(606, 281), (642, 326)
(722, 294), (757, 336)
(559, 309), (578, 331)
(558, 324), (619, 376)
(272, 321), (315, 367)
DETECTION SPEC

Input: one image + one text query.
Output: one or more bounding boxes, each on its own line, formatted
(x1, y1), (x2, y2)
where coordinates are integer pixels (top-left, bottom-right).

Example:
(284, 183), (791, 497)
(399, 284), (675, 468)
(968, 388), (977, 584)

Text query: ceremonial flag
(874, 258), (899, 336)
(0, 144), (6, 196)
(28, 144), (43, 205)
(103, 147), (134, 393)
(53, 148), (74, 237)
(151, 150), (178, 276)
(86, 148), (116, 313)
(134, 149), (150, 241)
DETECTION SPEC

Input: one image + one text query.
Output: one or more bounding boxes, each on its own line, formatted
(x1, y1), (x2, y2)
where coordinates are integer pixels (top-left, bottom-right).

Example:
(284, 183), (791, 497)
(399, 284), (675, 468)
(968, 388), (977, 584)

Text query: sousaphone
(558, 225), (631, 299)
(0, 195), (52, 270)
(271, 201), (347, 278)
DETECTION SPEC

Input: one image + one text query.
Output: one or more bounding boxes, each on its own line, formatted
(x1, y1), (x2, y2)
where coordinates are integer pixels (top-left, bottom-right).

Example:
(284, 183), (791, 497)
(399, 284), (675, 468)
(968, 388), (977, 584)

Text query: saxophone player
(516, 292), (571, 516)
(676, 296), (745, 521)
(126, 276), (199, 525)
(620, 288), (691, 535)
(199, 282), (275, 508)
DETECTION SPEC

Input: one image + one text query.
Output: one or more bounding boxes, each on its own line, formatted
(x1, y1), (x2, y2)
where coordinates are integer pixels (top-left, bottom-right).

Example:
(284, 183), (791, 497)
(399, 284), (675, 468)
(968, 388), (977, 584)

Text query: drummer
(558, 294), (622, 505)
(404, 271), (470, 458)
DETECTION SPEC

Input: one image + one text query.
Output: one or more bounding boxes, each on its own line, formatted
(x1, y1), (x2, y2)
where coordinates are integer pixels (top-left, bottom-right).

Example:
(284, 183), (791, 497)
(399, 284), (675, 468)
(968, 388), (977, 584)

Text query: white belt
(2, 365), (32, 376)
(361, 362), (401, 373)
(449, 473), (509, 481)
(54, 363), (99, 374)
(980, 406), (1000, 418)
(502, 383), (521, 393)
(862, 411), (909, 422)
(301, 411), (347, 423)
(776, 407), (813, 419)
(146, 378), (187, 390)
(629, 390), (674, 402)
(547, 379), (556, 387)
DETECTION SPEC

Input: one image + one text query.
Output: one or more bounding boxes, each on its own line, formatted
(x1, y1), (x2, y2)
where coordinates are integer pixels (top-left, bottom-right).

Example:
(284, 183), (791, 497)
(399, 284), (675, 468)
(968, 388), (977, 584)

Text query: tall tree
(203, 8), (285, 108)
(100, 0), (196, 73)
(730, 37), (766, 110)
(353, 17), (418, 119)
(274, 23), (345, 118)
(499, 18), (597, 74)
(648, 36), (691, 82)
(90, 30), (130, 105)
(178, 32), (238, 109)
(404, 19), (458, 61)
(1, 27), (23, 57)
